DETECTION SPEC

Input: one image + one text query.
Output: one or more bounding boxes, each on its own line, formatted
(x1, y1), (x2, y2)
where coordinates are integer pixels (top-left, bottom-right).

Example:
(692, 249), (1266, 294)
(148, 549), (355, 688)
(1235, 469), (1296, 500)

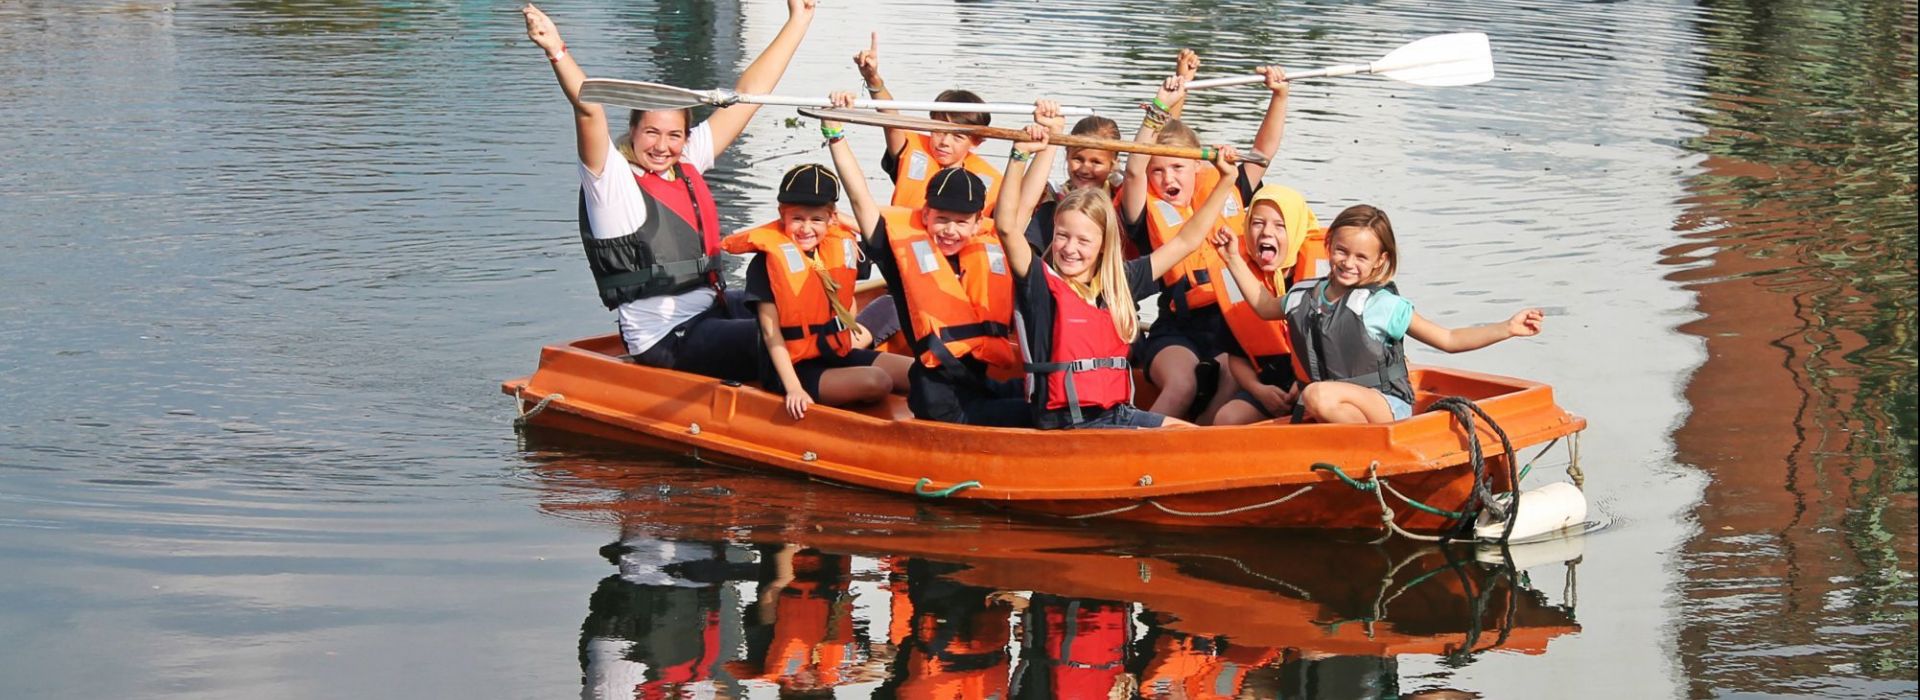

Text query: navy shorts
(632, 290), (760, 382)
(762, 348), (884, 398)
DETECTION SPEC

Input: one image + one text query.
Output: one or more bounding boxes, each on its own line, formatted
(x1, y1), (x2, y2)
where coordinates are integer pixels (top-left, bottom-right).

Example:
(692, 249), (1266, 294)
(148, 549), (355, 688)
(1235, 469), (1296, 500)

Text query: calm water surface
(0, 0), (1911, 698)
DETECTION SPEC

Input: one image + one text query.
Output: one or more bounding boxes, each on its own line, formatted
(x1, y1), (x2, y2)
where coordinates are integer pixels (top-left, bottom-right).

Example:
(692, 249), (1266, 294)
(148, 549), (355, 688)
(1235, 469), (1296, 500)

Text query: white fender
(1474, 481), (1588, 543)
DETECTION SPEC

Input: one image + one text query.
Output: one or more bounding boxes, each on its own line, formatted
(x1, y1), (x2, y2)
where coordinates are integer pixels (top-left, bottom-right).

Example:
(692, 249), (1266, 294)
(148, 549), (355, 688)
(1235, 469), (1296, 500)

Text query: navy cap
(923, 167), (986, 214)
(776, 163), (840, 206)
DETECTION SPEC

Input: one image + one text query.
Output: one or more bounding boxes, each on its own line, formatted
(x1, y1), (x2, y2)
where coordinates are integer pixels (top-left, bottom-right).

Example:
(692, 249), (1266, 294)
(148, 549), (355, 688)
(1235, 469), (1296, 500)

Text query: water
(0, 0), (1911, 697)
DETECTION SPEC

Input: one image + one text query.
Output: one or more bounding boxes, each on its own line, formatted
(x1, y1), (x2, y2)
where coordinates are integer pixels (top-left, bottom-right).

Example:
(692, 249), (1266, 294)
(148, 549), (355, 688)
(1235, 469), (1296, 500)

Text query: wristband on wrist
(863, 81), (885, 93)
(1009, 148), (1034, 163)
(820, 125), (846, 146)
(1150, 96), (1170, 112)
(547, 44), (568, 63)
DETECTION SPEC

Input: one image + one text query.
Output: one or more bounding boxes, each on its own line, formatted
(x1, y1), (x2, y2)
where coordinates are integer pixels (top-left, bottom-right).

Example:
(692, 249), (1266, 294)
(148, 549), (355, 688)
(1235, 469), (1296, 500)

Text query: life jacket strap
(779, 319), (847, 341)
(592, 255), (721, 292)
(1026, 356), (1129, 425)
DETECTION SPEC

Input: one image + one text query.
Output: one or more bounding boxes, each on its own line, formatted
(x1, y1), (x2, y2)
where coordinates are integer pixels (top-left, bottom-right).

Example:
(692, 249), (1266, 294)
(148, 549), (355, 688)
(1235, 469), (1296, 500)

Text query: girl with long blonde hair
(993, 103), (1242, 429)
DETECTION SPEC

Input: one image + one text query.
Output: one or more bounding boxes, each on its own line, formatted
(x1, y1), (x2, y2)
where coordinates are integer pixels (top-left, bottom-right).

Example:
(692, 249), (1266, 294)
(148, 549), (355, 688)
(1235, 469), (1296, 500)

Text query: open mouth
(1256, 239), (1280, 267)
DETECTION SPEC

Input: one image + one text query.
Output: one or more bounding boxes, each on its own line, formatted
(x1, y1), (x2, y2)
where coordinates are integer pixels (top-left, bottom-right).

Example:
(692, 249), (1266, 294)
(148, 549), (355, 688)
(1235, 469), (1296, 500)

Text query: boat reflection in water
(533, 440), (1583, 699)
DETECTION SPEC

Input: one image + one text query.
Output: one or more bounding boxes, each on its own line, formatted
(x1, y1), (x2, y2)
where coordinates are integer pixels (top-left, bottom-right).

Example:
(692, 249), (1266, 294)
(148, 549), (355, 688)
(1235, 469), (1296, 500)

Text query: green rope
(913, 477), (981, 498)
(1313, 462), (1466, 519)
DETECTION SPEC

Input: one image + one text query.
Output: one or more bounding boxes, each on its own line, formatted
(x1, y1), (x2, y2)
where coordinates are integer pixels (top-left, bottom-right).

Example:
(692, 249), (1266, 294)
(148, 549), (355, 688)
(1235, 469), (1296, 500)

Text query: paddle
(798, 108), (1271, 166)
(580, 78), (1099, 117)
(1185, 32), (1495, 90)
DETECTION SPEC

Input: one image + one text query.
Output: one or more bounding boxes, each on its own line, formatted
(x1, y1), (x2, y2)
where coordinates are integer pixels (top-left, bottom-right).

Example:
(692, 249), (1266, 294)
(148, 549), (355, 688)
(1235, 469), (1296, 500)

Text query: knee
(1153, 369), (1197, 398)
(1214, 401), (1257, 426)
(857, 369), (893, 401)
(1300, 383), (1335, 413)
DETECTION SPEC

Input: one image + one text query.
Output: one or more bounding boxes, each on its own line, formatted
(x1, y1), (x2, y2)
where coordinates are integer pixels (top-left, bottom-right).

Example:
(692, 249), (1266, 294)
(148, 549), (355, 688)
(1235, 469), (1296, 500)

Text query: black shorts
(1134, 306), (1231, 368)
(906, 361), (1031, 427)
(1226, 389), (1282, 420)
(762, 348), (884, 398)
(631, 290), (760, 382)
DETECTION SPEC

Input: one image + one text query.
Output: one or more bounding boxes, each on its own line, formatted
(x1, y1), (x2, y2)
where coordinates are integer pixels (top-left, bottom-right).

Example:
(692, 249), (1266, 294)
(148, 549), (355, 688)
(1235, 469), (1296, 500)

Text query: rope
(1567, 431), (1585, 489)
(513, 392), (561, 429)
(1146, 486), (1314, 516)
(1365, 463), (1448, 542)
(1428, 396), (1520, 544)
(1314, 462), (1467, 519)
(912, 478), (981, 498)
(1516, 437), (1561, 483)
(1063, 503), (1143, 519)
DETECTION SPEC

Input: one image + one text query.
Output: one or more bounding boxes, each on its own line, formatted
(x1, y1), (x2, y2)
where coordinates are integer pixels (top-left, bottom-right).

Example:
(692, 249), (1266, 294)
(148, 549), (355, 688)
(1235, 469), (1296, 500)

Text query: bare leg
(1299, 381), (1396, 424)
(1212, 398), (1268, 426)
(1146, 345), (1200, 418)
(816, 366), (894, 406)
(873, 352), (913, 393)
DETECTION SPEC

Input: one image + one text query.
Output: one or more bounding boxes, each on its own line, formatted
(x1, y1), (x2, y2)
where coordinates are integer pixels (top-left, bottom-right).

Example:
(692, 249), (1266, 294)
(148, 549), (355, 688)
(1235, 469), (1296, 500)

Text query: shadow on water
(522, 430), (1585, 699)
(1664, 0), (1918, 696)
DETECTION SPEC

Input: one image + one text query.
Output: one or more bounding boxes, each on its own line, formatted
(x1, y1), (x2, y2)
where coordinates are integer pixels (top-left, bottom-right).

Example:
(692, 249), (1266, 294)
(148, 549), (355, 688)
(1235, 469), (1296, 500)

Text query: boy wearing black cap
(820, 101), (1030, 427)
(720, 164), (913, 421)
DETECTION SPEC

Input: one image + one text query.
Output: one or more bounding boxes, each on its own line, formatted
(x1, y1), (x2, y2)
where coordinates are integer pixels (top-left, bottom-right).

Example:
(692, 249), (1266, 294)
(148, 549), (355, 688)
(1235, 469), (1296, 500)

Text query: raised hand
(1175, 48), (1201, 82)
(853, 32), (882, 85)
(1033, 99), (1066, 134)
(1210, 144), (1239, 174)
(1154, 75), (1188, 113)
(822, 91), (858, 130)
(1013, 123), (1051, 155)
(1508, 308), (1545, 337)
(1257, 65), (1290, 97)
(787, 0), (818, 19)
(522, 3), (563, 52)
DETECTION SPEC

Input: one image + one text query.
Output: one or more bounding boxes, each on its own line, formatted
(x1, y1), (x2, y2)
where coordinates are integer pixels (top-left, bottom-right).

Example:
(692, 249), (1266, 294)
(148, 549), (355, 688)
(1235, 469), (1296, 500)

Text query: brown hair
(930, 89), (989, 128)
(1326, 204), (1398, 285)
(615, 108), (693, 167)
(1054, 188), (1140, 342)
(1153, 118), (1201, 148)
(1069, 116), (1121, 140)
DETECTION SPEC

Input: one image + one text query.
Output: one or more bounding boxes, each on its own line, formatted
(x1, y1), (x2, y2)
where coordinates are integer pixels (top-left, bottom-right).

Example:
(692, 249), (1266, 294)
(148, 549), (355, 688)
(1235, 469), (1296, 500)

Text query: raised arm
(823, 93), (883, 239)
(1215, 228), (1287, 320)
(995, 122), (1059, 279)
(1240, 66), (1289, 185)
(1010, 101), (1066, 222)
(704, 0), (818, 158)
(524, 4), (609, 176)
(1121, 76), (1187, 222)
(1147, 146), (1238, 278)
(1166, 49), (1200, 119)
(1406, 309), (1544, 353)
(852, 33), (909, 157)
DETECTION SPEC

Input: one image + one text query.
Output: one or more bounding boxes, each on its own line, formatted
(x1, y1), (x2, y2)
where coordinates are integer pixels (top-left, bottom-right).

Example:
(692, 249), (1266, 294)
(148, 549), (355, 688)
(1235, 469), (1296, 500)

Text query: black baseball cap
(776, 163), (840, 206)
(923, 167), (986, 214)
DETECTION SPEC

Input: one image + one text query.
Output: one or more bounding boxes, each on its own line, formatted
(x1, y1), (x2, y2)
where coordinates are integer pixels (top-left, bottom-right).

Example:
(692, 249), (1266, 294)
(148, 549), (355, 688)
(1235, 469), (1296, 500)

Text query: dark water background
(0, 0), (1912, 697)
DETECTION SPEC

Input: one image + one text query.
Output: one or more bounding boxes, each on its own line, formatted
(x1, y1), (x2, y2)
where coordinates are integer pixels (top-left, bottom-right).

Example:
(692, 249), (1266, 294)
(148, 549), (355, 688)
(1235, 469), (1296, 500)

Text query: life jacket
(1289, 226), (1330, 287)
(891, 132), (1003, 214)
(577, 162), (723, 309)
(1027, 268), (1132, 427)
(719, 220), (863, 363)
(1143, 167), (1247, 314)
(1030, 599), (1129, 699)
(881, 207), (1020, 373)
(1282, 279), (1415, 408)
(1219, 249), (1297, 387)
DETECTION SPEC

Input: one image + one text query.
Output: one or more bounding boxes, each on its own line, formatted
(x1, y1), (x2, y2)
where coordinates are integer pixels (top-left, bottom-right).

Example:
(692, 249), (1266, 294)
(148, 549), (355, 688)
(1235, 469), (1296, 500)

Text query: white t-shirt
(579, 123), (719, 355)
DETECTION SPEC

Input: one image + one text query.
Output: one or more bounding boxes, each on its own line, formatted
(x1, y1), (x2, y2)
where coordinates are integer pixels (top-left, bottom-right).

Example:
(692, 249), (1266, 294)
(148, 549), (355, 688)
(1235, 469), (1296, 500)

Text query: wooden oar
(1186, 32), (1495, 90)
(580, 78), (1098, 116)
(797, 108), (1271, 166)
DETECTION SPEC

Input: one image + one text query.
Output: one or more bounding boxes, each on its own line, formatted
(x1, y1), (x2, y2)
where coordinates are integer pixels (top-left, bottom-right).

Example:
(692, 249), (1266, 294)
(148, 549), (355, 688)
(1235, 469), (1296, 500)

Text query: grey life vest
(1282, 279), (1415, 405)
(576, 168), (721, 310)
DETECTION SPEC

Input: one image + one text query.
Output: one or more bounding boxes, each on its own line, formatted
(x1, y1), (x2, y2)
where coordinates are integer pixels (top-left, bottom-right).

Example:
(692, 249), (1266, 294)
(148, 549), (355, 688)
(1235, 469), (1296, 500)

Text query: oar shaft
(963, 125), (1271, 166)
(738, 93), (1096, 116)
(1185, 64), (1369, 91)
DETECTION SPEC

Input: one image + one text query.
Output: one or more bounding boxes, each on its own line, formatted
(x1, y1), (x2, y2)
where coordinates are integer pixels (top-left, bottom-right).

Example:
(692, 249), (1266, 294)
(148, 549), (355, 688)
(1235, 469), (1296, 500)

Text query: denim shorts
(1381, 391), (1414, 421)
(1067, 404), (1169, 430)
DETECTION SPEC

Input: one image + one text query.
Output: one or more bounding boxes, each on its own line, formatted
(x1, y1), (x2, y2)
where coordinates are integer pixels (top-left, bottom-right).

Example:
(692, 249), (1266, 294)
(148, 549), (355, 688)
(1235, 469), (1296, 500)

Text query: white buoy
(1474, 481), (1588, 543)
(1476, 525), (1588, 569)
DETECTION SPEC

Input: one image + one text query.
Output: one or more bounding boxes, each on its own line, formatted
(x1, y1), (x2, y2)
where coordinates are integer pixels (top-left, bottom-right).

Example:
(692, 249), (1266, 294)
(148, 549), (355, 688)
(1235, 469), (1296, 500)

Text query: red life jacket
(719, 220), (863, 363)
(635, 162), (722, 258)
(1038, 601), (1129, 698)
(1028, 268), (1132, 425)
(891, 133), (1003, 213)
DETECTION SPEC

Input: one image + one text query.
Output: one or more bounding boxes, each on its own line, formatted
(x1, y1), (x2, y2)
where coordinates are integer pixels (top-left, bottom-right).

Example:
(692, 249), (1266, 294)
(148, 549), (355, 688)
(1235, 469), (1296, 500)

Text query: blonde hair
(1327, 204), (1398, 286)
(1154, 118), (1201, 148)
(1054, 188), (1140, 342)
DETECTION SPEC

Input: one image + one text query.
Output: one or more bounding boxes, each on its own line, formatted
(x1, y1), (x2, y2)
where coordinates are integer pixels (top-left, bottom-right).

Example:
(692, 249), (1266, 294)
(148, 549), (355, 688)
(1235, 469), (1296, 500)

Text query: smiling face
(1327, 225), (1389, 289)
(1048, 209), (1105, 282)
(779, 204), (834, 252)
(628, 110), (690, 174)
(1145, 155), (1198, 208)
(920, 207), (981, 256)
(1065, 147), (1116, 192)
(926, 131), (981, 168)
(1246, 201), (1287, 273)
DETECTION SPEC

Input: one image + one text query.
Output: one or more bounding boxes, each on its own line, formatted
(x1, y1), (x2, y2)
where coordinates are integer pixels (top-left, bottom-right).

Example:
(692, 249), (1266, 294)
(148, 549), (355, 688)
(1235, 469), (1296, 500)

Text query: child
(1119, 57), (1292, 424)
(853, 33), (1004, 213)
(821, 95), (1028, 427)
(1217, 205), (1546, 423)
(997, 105), (1240, 429)
(1212, 184), (1321, 425)
(722, 164), (913, 420)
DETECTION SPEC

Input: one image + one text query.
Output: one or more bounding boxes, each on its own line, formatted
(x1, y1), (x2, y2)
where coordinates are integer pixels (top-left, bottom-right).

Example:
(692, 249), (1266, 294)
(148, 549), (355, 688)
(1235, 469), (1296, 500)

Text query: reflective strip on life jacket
(1027, 268), (1132, 425)
(891, 132), (1003, 213)
(882, 207), (1019, 372)
(719, 220), (862, 362)
(1143, 167), (1246, 313)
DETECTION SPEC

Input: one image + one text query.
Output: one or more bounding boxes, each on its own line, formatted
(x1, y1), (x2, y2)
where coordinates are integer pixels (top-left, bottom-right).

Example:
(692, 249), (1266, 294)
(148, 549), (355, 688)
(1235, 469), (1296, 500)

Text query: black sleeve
(881, 145), (901, 181)
(1216, 326), (1246, 358)
(743, 255), (774, 306)
(1121, 256), (1160, 302)
(860, 220), (922, 355)
(1025, 201), (1055, 252)
(1015, 255), (1053, 374)
(1122, 207), (1151, 255)
(1235, 167), (1257, 203)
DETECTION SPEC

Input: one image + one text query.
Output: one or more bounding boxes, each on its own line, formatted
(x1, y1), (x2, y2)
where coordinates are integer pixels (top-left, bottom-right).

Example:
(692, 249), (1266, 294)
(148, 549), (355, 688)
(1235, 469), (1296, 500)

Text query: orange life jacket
(891, 132), (1003, 213)
(1290, 226), (1330, 287)
(881, 207), (1020, 372)
(720, 220), (863, 363)
(1219, 245), (1295, 379)
(1144, 167), (1247, 313)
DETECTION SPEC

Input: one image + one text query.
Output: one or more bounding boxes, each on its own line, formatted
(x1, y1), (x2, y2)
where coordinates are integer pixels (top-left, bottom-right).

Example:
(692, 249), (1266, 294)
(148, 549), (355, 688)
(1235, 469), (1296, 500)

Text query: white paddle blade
(1370, 32), (1494, 86)
(578, 79), (719, 111)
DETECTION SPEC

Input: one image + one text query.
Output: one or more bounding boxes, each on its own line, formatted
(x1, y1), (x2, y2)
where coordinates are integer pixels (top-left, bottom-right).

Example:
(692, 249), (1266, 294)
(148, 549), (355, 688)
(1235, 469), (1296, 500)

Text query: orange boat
(503, 333), (1587, 532)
